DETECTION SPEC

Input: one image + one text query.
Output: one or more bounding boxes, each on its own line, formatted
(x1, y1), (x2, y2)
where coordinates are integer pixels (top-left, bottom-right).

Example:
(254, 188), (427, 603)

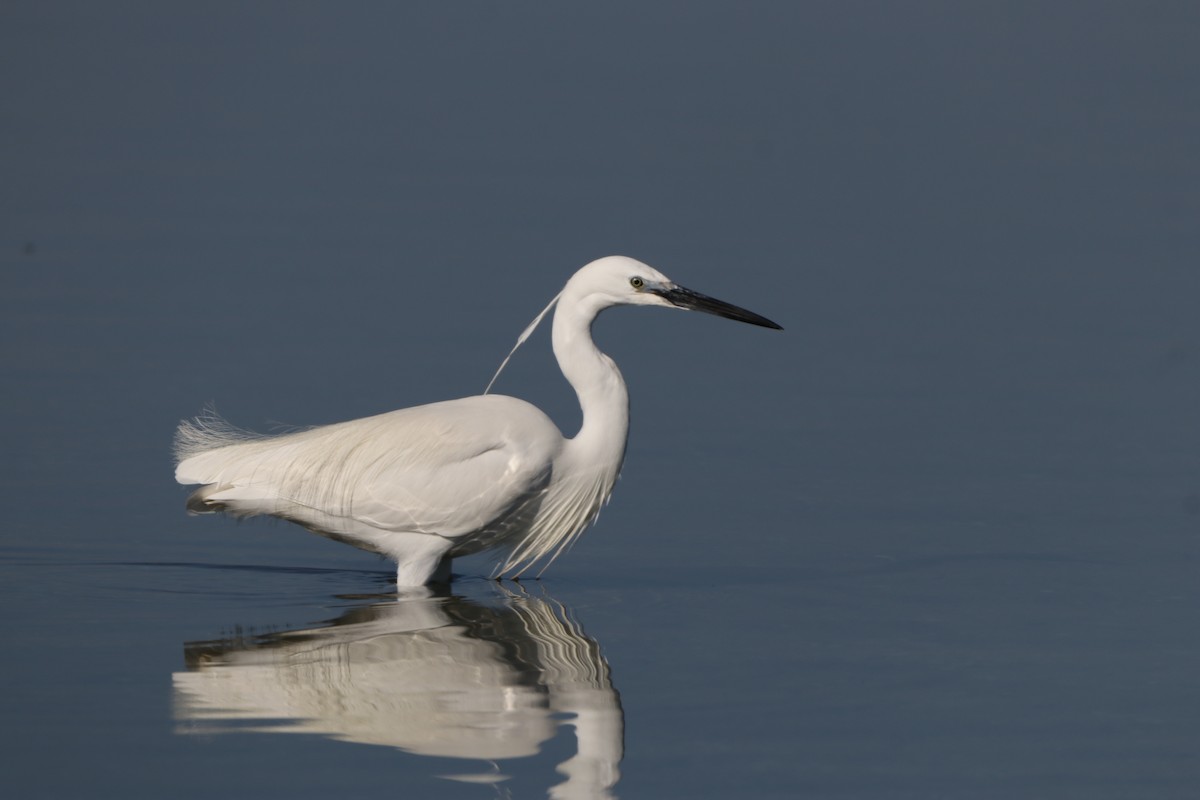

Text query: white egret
(174, 256), (781, 585)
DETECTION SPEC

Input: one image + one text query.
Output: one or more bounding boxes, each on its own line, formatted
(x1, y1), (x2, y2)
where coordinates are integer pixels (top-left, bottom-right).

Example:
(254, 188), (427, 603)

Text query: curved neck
(551, 292), (630, 468)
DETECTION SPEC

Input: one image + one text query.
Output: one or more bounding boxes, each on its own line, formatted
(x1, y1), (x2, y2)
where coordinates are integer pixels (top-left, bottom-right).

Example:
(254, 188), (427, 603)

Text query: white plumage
(174, 256), (781, 585)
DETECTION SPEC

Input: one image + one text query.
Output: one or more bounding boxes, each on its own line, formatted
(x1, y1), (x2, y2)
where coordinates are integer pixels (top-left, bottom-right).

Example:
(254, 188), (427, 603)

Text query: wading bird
(174, 256), (781, 585)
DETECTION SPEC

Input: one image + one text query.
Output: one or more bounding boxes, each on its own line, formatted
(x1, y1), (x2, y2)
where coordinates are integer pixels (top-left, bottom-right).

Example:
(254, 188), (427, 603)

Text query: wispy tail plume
(173, 405), (264, 464)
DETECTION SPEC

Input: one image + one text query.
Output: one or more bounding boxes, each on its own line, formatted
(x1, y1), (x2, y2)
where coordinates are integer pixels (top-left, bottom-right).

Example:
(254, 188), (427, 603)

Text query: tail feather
(174, 407), (323, 519)
(185, 484), (223, 514)
(175, 408), (282, 515)
(185, 483), (274, 518)
(174, 406), (265, 465)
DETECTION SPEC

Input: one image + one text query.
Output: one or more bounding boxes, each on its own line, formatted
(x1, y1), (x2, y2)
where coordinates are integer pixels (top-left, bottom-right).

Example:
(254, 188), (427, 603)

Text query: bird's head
(567, 255), (783, 329)
(483, 255), (781, 394)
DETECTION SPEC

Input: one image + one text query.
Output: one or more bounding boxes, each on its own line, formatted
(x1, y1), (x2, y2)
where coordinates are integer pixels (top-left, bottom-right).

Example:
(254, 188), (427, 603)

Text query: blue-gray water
(2, 3), (1199, 798)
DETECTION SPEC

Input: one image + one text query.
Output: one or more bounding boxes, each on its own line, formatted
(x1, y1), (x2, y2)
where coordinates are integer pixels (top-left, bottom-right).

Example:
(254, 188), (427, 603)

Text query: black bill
(654, 285), (783, 330)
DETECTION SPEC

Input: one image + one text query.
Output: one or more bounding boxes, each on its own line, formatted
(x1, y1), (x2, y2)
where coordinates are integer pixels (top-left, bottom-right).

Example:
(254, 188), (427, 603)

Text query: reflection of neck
(549, 697), (624, 800)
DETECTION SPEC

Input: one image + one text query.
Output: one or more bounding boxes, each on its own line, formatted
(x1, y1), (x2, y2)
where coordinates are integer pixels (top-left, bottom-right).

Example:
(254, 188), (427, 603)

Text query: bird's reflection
(173, 584), (622, 798)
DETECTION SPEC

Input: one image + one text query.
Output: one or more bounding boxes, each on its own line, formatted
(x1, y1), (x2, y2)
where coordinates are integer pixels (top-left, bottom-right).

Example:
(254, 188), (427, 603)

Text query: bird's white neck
(552, 290), (630, 471)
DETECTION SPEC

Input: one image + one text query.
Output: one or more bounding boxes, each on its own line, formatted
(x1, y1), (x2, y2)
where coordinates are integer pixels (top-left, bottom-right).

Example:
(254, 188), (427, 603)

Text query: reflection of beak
(652, 284), (783, 330)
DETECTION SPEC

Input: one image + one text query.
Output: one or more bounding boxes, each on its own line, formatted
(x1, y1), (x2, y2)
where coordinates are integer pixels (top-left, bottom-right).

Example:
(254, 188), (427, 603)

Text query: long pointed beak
(654, 284), (783, 330)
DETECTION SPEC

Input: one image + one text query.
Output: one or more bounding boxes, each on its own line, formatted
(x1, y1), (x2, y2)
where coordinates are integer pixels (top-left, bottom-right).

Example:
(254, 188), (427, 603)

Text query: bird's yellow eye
(630, 277), (644, 289)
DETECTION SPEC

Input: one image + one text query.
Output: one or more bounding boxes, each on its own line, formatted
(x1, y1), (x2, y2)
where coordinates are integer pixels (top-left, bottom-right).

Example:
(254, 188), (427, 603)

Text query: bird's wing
(179, 396), (562, 540)
(348, 400), (560, 537)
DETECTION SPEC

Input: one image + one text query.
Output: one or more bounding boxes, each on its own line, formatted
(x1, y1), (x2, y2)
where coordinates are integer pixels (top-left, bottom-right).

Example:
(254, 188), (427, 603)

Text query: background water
(3, 2), (1199, 798)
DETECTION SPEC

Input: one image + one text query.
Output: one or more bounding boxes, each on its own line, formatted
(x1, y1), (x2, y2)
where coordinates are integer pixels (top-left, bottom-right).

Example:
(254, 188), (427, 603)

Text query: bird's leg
(392, 535), (455, 587)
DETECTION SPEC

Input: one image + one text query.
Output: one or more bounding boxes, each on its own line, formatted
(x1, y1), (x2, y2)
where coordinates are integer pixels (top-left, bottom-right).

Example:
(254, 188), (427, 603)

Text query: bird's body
(175, 256), (780, 585)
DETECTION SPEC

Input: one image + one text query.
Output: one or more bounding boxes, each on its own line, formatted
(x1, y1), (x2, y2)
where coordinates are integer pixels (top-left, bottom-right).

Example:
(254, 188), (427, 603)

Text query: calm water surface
(3, 3), (1199, 798)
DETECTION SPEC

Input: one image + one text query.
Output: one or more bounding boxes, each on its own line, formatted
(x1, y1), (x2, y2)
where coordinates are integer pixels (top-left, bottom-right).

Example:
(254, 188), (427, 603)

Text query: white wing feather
(175, 397), (563, 549)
